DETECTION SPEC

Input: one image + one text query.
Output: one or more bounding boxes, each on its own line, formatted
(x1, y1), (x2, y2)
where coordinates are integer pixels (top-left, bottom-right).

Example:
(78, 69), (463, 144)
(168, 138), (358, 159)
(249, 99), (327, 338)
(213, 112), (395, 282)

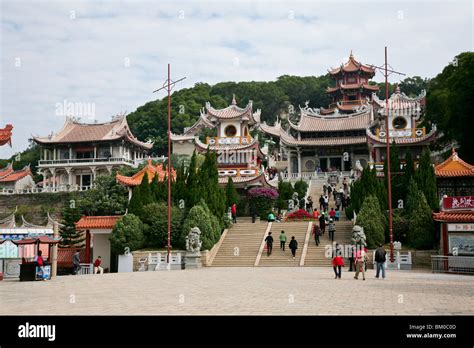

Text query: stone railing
(39, 157), (135, 166)
(0, 185), (93, 195)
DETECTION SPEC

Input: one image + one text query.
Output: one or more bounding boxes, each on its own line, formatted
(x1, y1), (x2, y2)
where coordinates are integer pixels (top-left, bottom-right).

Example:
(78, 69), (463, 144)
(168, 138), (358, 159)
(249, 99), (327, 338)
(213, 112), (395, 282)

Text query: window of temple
(224, 125), (237, 137)
(392, 117), (407, 130)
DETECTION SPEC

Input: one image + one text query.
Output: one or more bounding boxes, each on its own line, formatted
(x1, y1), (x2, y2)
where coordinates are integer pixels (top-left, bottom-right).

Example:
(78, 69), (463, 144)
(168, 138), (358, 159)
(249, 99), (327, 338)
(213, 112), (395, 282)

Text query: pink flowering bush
(247, 187), (279, 219)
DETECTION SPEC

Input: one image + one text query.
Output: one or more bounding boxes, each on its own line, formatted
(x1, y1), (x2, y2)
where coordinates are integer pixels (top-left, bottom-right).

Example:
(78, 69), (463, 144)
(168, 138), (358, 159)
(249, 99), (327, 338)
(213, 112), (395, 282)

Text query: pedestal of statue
(185, 251), (202, 269)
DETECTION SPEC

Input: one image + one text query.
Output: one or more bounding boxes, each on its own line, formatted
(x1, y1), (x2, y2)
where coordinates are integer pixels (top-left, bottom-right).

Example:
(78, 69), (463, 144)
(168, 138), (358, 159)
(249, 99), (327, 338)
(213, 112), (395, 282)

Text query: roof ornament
(231, 94), (237, 105)
(349, 50), (354, 59)
(395, 83), (401, 94)
(452, 147), (459, 161)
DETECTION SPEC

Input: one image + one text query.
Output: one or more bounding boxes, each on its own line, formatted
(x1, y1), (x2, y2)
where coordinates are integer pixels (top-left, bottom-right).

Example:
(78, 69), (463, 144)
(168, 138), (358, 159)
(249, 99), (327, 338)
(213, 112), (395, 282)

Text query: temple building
(0, 163), (35, 192)
(171, 96), (274, 188)
(116, 158), (176, 199)
(368, 86), (436, 163)
(259, 52), (436, 177)
(33, 115), (152, 191)
(435, 149), (474, 199)
(0, 124), (13, 147)
(323, 51), (379, 114)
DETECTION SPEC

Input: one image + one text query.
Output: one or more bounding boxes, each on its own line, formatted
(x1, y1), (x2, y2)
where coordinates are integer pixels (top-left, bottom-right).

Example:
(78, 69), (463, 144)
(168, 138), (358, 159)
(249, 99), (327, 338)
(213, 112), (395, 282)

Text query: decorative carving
(186, 227), (202, 253)
(351, 225), (367, 247)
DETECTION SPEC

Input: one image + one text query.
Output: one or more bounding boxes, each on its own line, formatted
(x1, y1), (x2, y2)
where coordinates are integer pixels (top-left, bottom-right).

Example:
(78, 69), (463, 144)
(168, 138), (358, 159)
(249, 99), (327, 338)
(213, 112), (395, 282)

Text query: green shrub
(406, 180), (436, 249)
(141, 203), (184, 249)
(293, 179), (308, 199)
(356, 195), (386, 248)
(109, 214), (144, 254)
(345, 205), (354, 220)
(181, 202), (221, 251)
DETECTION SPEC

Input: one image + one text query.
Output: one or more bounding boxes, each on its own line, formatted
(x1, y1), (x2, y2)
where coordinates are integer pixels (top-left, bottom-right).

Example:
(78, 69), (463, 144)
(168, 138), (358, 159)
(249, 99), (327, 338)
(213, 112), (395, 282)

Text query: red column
(85, 230), (91, 263)
(442, 224), (449, 256)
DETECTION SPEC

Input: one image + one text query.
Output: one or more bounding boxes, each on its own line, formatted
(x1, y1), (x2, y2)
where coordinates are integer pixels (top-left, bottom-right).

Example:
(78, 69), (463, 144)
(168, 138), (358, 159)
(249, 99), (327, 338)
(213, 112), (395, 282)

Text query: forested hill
(126, 74), (429, 155)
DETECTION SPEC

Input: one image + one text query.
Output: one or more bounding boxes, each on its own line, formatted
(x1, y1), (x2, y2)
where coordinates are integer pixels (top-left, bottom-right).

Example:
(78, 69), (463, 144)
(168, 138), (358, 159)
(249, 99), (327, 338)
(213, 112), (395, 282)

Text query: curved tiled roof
(329, 52), (375, 76)
(366, 126), (437, 146)
(280, 129), (367, 146)
(116, 159), (176, 186)
(33, 116), (153, 150)
(0, 166), (33, 183)
(0, 124), (13, 146)
(259, 122), (281, 137)
(327, 83), (379, 93)
(76, 216), (122, 230)
(290, 108), (372, 132)
(432, 211), (474, 222)
(435, 149), (474, 178)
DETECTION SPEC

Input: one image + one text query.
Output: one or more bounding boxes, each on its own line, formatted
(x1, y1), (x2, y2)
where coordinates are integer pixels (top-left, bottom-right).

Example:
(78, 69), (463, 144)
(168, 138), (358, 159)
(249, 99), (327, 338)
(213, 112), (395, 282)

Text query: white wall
(92, 233), (111, 271)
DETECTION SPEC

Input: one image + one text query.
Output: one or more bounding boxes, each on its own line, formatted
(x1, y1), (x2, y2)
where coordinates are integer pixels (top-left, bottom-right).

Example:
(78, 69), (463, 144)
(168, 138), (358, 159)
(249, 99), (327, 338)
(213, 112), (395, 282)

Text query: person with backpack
(264, 232), (274, 256)
(319, 195), (325, 211)
(267, 212), (276, 222)
(312, 224), (322, 246)
(279, 231), (287, 251)
(328, 218), (336, 242)
(289, 236), (298, 260)
(374, 244), (387, 279)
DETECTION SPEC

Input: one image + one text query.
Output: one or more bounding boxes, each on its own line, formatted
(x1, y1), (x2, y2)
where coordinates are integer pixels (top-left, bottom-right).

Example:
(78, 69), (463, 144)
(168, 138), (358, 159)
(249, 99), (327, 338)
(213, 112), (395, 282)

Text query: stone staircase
(210, 220), (268, 267)
(258, 221), (310, 267)
(303, 177), (353, 267)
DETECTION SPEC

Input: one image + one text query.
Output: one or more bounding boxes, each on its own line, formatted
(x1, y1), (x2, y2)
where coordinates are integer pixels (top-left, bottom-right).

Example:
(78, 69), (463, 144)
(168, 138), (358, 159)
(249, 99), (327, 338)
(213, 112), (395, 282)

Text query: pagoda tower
(324, 51), (379, 113)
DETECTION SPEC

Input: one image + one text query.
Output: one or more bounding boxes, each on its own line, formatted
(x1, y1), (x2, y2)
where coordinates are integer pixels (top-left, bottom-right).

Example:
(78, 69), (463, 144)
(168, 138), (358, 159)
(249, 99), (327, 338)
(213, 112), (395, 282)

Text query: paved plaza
(1, 267), (473, 315)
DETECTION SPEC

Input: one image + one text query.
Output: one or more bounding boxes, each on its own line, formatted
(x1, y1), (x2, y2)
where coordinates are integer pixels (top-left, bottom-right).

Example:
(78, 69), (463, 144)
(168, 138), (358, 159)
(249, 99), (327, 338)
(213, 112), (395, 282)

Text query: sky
(0, 0), (472, 157)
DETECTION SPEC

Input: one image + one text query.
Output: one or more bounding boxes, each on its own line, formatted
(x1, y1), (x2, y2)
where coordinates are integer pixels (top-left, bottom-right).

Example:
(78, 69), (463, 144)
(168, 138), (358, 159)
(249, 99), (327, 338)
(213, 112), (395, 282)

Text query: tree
(383, 141), (403, 207)
(293, 179), (308, 200)
(355, 195), (386, 248)
(426, 52), (474, 163)
(186, 151), (200, 208)
(139, 172), (153, 207)
(406, 179), (436, 249)
(181, 201), (221, 251)
(247, 187), (279, 220)
(141, 203), (184, 249)
(414, 149), (438, 211)
(59, 204), (84, 247)
(78, 175), (128, 216)
(276, 179), (294, 211)
(109, 214), (144, 254)
(173, 162), (187, 207)
(225, 176), (239, 209)
(128, 186), (143, 217)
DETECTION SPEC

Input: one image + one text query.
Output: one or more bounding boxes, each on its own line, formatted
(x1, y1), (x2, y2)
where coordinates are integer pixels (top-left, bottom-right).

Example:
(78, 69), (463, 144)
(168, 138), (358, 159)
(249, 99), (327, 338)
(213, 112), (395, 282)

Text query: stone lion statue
(351, 225), (367, 247)
(186, 227), (202, 253)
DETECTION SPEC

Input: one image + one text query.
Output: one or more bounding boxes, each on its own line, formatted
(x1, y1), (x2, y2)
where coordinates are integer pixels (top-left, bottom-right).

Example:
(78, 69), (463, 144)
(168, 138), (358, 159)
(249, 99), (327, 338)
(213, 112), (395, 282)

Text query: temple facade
(33, 115), (152, 191)
(171, 96), (274, 188)
(259, 53), (437, 178)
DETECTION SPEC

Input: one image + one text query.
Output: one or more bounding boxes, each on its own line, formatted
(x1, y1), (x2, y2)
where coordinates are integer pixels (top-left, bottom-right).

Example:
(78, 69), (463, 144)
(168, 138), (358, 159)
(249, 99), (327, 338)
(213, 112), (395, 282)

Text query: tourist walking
(319, 213), (326, 234)
(323, 194), (329, 210)
(312, 224), (322, 246)
(289, 236), (298, 260)
(348, 245), (356, 272)
(94, 256), (104, 274)
(329, 208), (336, 220)
(335, 208), (340, 222)
(332, 253), (344, 279)
(72, 249), (81, 275)
(354, 249), (368, 280)
(265, 232), (274, 256)
(307, 196), (313, 212)
(328, 218), (336, 241)
(251, 204), (257, 223)
(267, 211), (276, 222)
(375, 244), (387, 279)
(312, 208), (319, 219)
(327, 185), (333, 198)
(319, 195), (325, 211)
(231, 203), (237, 224)
(279, 231), (287, 251)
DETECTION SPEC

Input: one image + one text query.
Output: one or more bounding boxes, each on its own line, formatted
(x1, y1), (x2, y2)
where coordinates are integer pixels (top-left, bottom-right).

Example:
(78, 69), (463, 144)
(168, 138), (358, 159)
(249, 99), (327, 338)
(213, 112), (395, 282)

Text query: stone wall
(0, 192), (81, 224)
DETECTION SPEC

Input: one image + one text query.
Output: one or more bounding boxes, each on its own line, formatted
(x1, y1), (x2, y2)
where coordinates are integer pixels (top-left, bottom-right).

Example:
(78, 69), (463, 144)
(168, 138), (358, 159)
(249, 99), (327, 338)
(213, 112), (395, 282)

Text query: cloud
(0, 0), (472, 157)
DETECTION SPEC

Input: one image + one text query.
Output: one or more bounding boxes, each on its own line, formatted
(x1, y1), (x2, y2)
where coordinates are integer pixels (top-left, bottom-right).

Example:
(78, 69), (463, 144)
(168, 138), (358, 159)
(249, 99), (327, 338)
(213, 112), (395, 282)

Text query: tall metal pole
(384, 47), (394, 263)
(167, 63), (171, 264)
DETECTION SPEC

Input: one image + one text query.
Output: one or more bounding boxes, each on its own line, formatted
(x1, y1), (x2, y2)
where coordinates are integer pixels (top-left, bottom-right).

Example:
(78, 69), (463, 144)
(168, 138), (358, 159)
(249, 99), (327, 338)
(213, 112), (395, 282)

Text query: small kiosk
(12, 236), (61, 281)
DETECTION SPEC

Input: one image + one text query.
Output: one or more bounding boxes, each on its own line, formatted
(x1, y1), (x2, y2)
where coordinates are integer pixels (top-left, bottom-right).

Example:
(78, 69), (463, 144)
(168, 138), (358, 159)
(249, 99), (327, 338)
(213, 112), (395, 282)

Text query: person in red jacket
(231, 203), (237, 224)
(94, 256), (104, 274)
(332, 254), (345, 279)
